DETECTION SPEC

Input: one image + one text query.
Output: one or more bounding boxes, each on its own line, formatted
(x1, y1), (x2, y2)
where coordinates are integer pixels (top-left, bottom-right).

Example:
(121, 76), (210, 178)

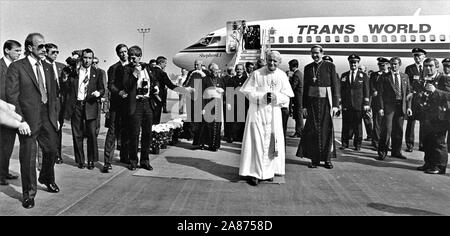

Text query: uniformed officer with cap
(404, 48), (427, 152)
(322, 55), (333, 62)
(339, 54), (370, 151)
(369, 57), (390, 148)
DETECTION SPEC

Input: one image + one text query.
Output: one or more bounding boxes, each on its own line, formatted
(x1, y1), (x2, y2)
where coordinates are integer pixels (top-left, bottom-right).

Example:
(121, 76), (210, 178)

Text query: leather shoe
(425, 167), (440, 174)
(248, 177), (259, 186)
(78, 163), (85, 169)
(208, 147), (218, 152)
(6, 173), (19, 180)
(324, 162), (334, 169)
(55, 157), (63, 164)
(308, 162), (318, 168)
(0, 179), (9, 186)
(22, 198), (35, 209)
(339, 144), (349, 150)
(39, 178), (59, 193)
(417, 164), (428, 171)
(101, 165), (110, 173)
(87, 161), (95, 170)
(128, 162), (138, 171)
(391, 153), (407, 159)
(377, 150), (387, 160)
(140, 163), (153, 171)
(405, 147), (413, 152)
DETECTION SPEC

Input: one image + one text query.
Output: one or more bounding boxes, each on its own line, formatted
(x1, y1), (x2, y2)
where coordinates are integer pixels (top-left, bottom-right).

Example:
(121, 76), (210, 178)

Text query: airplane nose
(172, 51), (186, 69)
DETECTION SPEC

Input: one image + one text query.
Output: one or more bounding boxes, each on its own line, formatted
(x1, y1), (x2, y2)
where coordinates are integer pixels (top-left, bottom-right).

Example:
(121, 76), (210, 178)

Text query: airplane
(172, 9), (450, 75)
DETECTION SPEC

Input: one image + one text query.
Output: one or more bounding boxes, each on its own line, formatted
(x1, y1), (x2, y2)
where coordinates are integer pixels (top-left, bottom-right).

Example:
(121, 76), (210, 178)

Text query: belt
(76, 100), (85, 105)
(308, 86), (330, 98)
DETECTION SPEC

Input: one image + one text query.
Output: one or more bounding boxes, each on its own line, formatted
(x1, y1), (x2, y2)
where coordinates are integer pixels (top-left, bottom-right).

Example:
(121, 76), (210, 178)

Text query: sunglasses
(37, 44), (46, 49)
(50, 50), (59, 54)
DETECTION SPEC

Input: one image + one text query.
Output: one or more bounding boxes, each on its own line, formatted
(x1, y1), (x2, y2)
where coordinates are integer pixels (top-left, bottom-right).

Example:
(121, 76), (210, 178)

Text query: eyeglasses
(50, 50), (59, 54)
(37, 44), (46, 49)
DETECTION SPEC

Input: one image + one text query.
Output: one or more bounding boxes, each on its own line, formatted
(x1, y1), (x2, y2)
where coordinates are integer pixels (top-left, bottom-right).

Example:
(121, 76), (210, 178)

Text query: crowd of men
(0, 32), (450, 208)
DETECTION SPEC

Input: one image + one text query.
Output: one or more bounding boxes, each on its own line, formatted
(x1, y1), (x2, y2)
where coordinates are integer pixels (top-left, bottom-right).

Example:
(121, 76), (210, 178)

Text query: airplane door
(226, 20), (244, 53)
(244, 25), (261, 50)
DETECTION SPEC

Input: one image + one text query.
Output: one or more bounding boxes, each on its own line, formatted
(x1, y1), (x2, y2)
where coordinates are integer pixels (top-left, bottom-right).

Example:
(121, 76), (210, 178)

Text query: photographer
(122, 46), (158, 171)
(415, 58), (450, 174)
(61, 48), (104, 170)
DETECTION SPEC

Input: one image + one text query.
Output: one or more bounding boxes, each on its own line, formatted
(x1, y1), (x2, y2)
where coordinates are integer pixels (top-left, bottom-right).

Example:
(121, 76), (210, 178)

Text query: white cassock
(239, 67), (294, 180)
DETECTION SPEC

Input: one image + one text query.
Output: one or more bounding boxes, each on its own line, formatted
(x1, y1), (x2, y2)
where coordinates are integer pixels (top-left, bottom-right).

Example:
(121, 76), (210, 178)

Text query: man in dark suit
(369, 57), (390, 149)
(223, 63), (248, 143)
(288, 59), (304, 138)
(6, 33), (60, 208)
(377, 57), (412, 160)
(44, 43), (65, 164)
(339, 54), (370, 151)
(122, 46), (159, 171)
(150, 56), (187, 124)
(102, 44), (128, 173)
(404, 48), (426, 152)
(0, 40), (22, 185)
(62, 48), (104, 170)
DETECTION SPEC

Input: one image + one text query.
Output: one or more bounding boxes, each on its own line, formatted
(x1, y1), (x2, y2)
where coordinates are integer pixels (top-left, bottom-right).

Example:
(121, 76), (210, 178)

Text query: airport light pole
(137, 27), (151, 57)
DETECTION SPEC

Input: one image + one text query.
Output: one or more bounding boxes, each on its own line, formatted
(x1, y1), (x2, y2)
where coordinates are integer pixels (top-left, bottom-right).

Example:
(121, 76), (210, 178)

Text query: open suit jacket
(6, 57), (58, 133)
(378, 71), (411, 115)
(62, 66), (105, 120)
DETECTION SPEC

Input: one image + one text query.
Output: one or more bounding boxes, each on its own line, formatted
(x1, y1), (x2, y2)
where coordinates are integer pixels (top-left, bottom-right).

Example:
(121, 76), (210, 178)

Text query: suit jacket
(149, 66), (177, 96)
(289, 69), (304, 109)
(123, 63), (160, 115)
(5, 57), (59, 133)
(303, 61), (340, 108)
(340, 70), (369, 111)
(405, 63), (422, 93)
(369, 71), (386, 110)
(378, 71), (411, 115)
(62, 66), (105, 120)
(0, 58), (8, 101)
(107, 61), (127, 111)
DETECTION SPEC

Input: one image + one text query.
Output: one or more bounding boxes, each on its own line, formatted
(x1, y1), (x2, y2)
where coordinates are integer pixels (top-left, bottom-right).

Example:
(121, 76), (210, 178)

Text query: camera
(137, 80), (149, 95)
(63, 49), (83, 75)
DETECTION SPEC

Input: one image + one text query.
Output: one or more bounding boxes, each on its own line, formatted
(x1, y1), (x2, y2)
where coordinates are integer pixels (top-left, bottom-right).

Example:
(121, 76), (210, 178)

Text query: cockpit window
(198, 36), (221, 45)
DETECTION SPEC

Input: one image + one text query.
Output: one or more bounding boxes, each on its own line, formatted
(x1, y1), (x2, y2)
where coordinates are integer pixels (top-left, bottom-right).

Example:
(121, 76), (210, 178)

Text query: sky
(1, 0), (450, 75)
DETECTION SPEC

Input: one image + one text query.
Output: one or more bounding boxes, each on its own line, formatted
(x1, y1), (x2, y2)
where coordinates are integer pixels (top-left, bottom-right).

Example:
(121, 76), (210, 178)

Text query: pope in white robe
(239, 51), (294, 185)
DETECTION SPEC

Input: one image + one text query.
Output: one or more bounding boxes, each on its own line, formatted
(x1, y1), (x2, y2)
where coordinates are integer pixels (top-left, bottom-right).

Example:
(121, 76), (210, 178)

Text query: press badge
(413, 75), (420, 80)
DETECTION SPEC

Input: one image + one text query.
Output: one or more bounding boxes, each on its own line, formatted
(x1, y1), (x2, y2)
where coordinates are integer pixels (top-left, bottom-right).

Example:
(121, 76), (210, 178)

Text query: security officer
(404, 48), (427, 152)
(369, 57), (390, 149)
(339, 54), (370, 151)
(417, 57), (450, 174)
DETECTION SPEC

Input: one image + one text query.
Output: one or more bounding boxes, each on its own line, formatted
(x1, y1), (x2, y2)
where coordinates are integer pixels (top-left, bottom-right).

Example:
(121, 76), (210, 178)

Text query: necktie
(83, 72), (89, 100)
(419, 65), (423, 76)
(394, 73), (401, 98)
(36, 61), (48, 104)
(351, 71), (355, 84)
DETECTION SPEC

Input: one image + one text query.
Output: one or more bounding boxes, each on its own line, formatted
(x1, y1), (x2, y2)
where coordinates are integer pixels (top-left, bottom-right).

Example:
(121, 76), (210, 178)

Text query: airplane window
(410, 35), (416, 42)
(363, 35), (368, 42)
(307, 36), (312, 43)
(210, 36), (221, 44)
(316, 36), (321, 43)
(297, 36), (302, 43)
(420, 35), (426, 42)
(344, 36), (349, 42)
(288, 36), (293, 43)
(279, 36), (284, 43)
(440, 34), (446, 41)
(334, 36), (340, 42)
(269, 37), (275, 44)
(430, 35), (436, 42)
(325, 36), (330, 42)
(372, 35), (378, 42)
(353, 35), (359, 42)
(382, 35), (387, 42)
(391, 35), (397, 42)
(401, 35), (406, 42)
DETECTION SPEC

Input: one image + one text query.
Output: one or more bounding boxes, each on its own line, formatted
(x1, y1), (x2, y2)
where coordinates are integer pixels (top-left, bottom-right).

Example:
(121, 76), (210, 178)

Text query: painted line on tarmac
(55, 167), (127, 216)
